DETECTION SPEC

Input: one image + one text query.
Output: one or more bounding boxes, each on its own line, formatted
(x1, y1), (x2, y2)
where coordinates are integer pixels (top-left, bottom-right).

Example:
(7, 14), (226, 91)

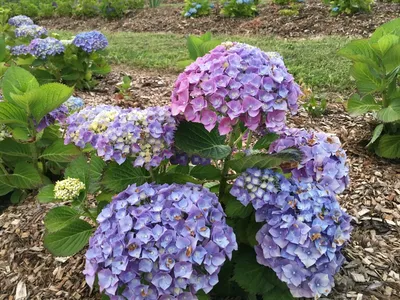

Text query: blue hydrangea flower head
(65, 105), (177, 169)
(10, 45), (30, 56)
(29, 37), (65, 59)
(84, 183), (238, 299)
(8, 15), (34, 27)
(15, 25), (48, 38)
(231, 168), (352, 298)
(64, 96), (84, 112)
(189, 8), (197, 13)
(72, 31), (108, 53)
(269, 128), (350, 194)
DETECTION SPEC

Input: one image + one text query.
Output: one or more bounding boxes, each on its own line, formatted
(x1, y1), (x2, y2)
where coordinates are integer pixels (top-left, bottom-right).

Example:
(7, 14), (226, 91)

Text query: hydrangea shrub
(0, 67), (81, 203)
(183, 0), (211, 17)
(36, 41), (353, 300)
(1, 13), (110, 90)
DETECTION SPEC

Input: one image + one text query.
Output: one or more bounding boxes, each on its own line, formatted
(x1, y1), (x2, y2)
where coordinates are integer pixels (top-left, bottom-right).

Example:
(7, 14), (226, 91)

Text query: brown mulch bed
(39, 0), (400, 38)
(1, 68), (400, 300)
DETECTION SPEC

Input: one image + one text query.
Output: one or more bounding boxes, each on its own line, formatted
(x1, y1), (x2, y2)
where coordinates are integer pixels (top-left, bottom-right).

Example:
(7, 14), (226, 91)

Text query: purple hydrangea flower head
(36, 104), (69, 132)
(15, 25), (48, 38)
(84, 183), (237, 299)
(269, 128), (350, 194)
(171, 42), (301, 135)
(64, 96), (84, 112)
(231, 168), (352, 298)
(8, 15), (34, 27)
(29, 37), (65, 59)
(64, 105), (176, 169)
(72, 31), (108, 53)
(10, 45), (30, 56)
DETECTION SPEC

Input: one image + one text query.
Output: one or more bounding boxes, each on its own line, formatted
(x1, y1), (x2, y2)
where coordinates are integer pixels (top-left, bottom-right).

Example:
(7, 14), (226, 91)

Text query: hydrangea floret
(72, 31), (108, 53)
(84, 182), (238, 299)
(64, 105), (176, 169)
(230, 168), (352, 298)
(15, 25), (48, 38)
(269, 128), (350, 194)
(29, 37), (65, 59)
(54, 177), (86, 201)
(171, 42), (301, 135)
(8, 15), (34, 27)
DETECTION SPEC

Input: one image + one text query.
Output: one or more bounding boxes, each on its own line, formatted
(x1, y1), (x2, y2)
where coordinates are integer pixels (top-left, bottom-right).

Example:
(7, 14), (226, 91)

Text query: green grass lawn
(60, 31), (355, 92)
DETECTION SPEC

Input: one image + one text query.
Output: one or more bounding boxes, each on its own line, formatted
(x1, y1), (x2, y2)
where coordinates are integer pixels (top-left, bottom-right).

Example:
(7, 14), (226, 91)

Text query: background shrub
(220, 0), (258, 17)
(183, 0), (211, 17)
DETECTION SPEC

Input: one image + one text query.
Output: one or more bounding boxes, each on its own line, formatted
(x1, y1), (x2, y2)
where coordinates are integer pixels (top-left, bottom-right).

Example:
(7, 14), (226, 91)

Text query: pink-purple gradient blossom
(171, 42), (301, 135)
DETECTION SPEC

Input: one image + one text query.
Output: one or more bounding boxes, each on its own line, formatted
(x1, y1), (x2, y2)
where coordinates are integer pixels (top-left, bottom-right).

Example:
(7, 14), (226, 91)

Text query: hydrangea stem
(218, 132), (236, 199)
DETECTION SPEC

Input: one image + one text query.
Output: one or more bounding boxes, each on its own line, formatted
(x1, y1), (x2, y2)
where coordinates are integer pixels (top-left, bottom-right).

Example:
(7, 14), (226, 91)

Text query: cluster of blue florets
(231, 168), (352, 298)
(72, 31), (109, 53)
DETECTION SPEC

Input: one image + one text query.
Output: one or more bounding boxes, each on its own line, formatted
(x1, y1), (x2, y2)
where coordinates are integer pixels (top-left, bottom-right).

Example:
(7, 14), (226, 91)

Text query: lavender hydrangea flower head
(15, 25), (48, 38)
(64, 105), (176, 169)
(231, 168), (352, 298)
(8, 15), (34, 27)
(171, 42), (301, 135)
(10, 45), (30, 56)
(29, 37), (65, 59)
(72, 31), (108, 53)
(36, 104), (69, 132)
(84, 183), (237, 299)
(269, 128), (350, 194)
(64, 96), (84, 112)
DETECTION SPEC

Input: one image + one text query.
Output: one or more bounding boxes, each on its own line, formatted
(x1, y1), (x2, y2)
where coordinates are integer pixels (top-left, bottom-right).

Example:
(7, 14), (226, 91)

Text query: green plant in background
(148, 0), (162, 8)
(39, 2), (56, 18)
(324, 0), (372, 15)
(73, 0), (100, 17)
(100, 0), (126, 19)
(114, 75), (133, 101)
(177, 32), (221, 68)
(183, 0), (211, 17)
(55, 0), (74, 17)
(220, 0), (258, 17)
(338, 18), (400, 159)
(0, 66), (81, 203)
(125, 0), (145, 9)
(303, 95), (327, 117)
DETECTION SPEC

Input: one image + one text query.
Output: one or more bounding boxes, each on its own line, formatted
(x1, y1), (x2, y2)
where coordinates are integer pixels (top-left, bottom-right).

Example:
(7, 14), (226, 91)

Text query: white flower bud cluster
(54, 177), (86, 201)
(0, 124), (11, 142)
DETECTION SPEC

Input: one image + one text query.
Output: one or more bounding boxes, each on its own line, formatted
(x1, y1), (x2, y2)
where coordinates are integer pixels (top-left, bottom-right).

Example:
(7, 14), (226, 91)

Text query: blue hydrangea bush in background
(183, 0), (212, 17)
(0, 11), (110, 89)
(31, 40), (354, 300)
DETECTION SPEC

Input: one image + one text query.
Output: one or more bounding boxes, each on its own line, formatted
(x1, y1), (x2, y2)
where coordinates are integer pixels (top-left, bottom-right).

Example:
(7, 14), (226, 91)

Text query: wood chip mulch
(1, 68), (399, 300)
(39, 0), (400, 38)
